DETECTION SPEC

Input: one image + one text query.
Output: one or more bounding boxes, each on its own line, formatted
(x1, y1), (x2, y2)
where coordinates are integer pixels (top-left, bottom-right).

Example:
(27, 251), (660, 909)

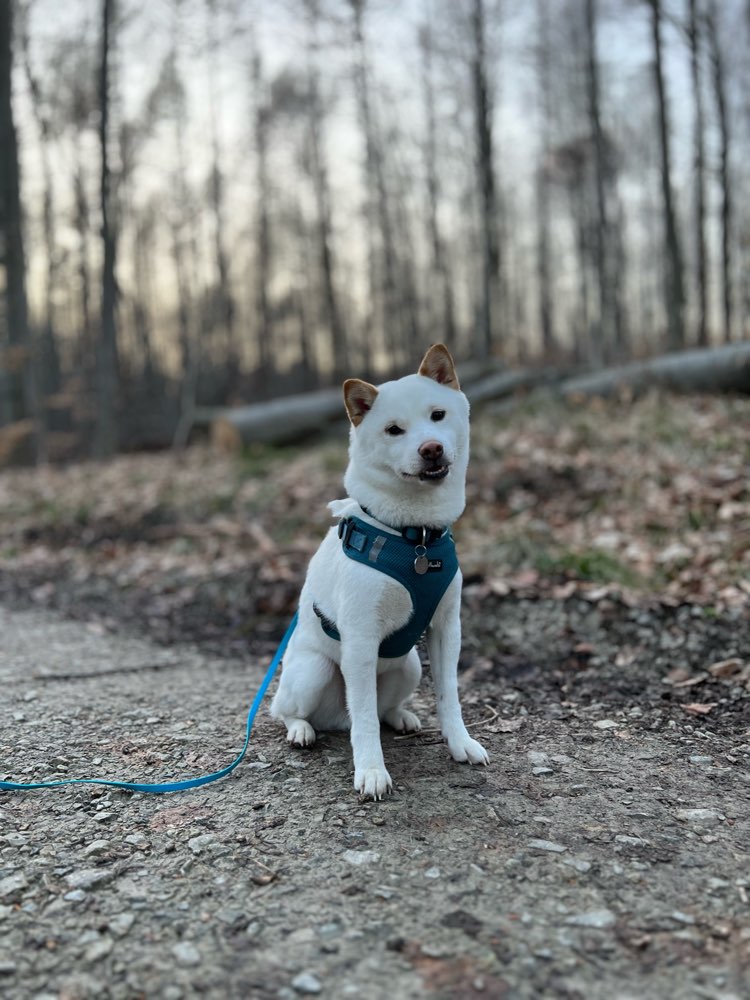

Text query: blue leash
(0, 613), (297, 795)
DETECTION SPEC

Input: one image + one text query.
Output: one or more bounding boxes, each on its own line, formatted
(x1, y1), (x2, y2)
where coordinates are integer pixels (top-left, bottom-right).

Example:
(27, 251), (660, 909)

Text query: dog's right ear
(343, 379), (379, 427)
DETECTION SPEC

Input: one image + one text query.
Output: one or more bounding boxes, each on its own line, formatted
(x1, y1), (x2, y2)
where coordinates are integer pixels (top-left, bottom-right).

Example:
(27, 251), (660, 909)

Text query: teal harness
(313, 514), (459, 658)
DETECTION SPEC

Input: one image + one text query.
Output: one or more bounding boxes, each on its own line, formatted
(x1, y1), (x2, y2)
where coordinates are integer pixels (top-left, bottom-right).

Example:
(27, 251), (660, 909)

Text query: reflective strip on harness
(313, 515), (459, 658)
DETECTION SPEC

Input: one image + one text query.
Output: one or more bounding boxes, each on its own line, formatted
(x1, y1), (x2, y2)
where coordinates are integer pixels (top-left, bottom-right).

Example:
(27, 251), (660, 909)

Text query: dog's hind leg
(270, 647), (345, 748)
(378, 648), (423, 733)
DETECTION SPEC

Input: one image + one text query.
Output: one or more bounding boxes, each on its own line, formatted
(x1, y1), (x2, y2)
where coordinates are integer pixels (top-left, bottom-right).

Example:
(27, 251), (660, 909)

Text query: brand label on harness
(427, 559), (443, 572)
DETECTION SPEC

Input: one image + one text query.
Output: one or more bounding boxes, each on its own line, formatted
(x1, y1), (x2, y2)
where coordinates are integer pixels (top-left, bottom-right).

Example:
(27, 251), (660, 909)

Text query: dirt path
(1, 602), (748, 1000)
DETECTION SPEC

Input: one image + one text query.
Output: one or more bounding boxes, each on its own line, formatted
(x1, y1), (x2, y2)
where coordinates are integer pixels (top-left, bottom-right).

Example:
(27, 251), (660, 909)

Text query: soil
(1, 395), (749, 998)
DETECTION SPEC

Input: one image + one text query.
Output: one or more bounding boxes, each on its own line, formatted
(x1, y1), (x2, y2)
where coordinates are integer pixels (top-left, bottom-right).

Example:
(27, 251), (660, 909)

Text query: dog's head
(342, 345), (469, 528)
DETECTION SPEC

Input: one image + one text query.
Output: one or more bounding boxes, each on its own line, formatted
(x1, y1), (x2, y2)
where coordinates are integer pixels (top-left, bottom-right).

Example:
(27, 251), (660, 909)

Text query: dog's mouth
(401, 463), (450, 483)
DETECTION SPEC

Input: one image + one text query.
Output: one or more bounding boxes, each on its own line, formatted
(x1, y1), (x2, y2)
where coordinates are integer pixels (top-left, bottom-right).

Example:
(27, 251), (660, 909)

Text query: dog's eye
(431, 410), (446, 422)
(385, 424), (405, 436)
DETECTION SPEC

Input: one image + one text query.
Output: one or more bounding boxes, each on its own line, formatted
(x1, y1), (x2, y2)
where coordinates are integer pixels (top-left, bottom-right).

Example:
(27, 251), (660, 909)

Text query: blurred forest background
(0, 0), (749, 463)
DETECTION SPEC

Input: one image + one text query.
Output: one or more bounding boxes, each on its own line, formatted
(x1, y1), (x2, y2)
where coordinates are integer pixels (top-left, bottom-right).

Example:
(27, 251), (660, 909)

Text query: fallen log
(465, 367), (569, 406)
(208, 362), (551, 451)
(558, 341), (750, 400)
(210, 389), (344, 452)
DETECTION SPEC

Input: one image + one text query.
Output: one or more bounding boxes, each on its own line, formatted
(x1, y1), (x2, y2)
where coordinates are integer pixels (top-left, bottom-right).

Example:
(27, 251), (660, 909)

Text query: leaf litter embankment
(0, 391), (748, 729)
(0, 391), (749, 998)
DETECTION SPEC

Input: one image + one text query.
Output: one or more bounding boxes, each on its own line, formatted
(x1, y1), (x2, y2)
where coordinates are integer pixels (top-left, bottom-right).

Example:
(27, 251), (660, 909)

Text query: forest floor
(0, 391), (749, 999)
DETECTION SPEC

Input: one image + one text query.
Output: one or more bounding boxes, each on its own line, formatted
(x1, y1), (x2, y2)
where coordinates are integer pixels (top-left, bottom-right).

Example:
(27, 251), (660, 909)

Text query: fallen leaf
(682, 702), (718, 715)
(492, 718), (524, 733)
(708, 658), (744, 678)
(671, 673), (708, 689)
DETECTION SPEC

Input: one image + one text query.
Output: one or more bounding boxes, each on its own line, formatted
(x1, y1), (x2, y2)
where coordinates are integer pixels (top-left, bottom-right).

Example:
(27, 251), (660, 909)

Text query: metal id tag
(414, 530), (429, 574)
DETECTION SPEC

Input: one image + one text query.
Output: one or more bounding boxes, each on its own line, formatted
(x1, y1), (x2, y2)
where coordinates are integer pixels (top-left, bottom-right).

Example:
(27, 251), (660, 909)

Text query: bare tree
(303, 0), (348, 380)
(19, 1), (61, 400)
(535, 0), (555, 357)
(94, 0), (120, 457)
(0, 0), (39, 452)
(419, 17), (456, 348)
(471, 0), (501, 359)
(705, 0), (732, 343)
(648, 0), (685, 350)
(585, 0), (625, 361)
(251, 46), (274, 379)
(687, 0), (708, 346)
(349, 0), (401, 372)
(205, 0), (237, 378)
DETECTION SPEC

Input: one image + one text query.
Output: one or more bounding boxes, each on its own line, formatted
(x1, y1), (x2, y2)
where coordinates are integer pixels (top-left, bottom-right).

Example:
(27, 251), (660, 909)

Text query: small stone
(671, 911), (695, 925)
(527, 751), (549, 766)
(689, 756), (713, 765)
(123, 834), (149, 849)
(593, 720), (619, 730)
(84, 937), (113, 964)
(565, 909), (616, 929)
(64, 890), (87, 902)
(0, 960), (17, 976)
(528, 839), (567, 853)
(424, 867), (441, 879)
(2, 833), (28, 848)
(292, 972), (322, 994)
(171, 942), (201, 967)
(64, 868), (113, 890)
(562, 857), (592, 874)
(83, 840), (111, 857)
(342, 849), (380, 866)
(0, 873), (27, 902)
(188, 834), (216, 855)
(109, 912), (136, 937)
(532, 767), (554, 776)
(420, 944), (452, 958)
(615, 835), (646, 846)
(675, 808), (725, 824)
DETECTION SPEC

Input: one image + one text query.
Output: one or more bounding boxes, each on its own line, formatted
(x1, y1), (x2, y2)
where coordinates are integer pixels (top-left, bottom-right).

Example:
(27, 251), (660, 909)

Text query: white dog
(270, 344), (489, 799)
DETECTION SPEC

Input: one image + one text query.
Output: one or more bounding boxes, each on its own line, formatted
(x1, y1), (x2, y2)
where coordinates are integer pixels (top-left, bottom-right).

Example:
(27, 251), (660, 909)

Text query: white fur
(270, 355), (489, 799)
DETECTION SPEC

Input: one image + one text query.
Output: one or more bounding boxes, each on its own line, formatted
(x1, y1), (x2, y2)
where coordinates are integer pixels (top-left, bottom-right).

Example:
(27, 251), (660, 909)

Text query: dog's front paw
(448, 736), (490, 766)
(354, 766), (393, 800)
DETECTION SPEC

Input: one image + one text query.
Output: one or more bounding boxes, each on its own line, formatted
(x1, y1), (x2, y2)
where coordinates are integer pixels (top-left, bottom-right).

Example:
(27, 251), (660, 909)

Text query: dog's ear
(343, 379), (379, 426)
(418, 344), (460, 391)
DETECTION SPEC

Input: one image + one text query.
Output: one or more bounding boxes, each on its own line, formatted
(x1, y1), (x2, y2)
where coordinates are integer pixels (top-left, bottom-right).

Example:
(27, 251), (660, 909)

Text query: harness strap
(315, 516), (458, 658)
(0, 613), (298, 795)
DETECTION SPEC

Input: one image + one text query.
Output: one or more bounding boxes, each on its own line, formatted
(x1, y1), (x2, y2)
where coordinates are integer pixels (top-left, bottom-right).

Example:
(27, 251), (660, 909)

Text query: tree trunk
(471, 0), (501, 359)
(705, 1), (732, 343)
(350, 0), (400, 373)
(20, 6), (60, 405)
(252, 49), (274, 378)
(688, 0), (708, 347)
(585, 0), (623, 362)
(94, 0), (120, 458)
(304, 0), (348, 381)
(206, 0), (237, 377)
(649, 0), (685, 351)
(419, 19), (456, 349)
(535, 0), (555, 358)
(0, 2), (42, 459)
(559, 341), (750, 399)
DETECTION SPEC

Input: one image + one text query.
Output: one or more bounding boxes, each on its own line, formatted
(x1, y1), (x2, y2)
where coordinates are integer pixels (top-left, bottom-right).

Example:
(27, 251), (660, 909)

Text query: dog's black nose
(419, 440), (444, 462)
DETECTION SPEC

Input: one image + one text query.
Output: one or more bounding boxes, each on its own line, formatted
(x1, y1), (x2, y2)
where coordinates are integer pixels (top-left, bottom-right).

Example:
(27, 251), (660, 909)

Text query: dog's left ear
(418, 344), (460, 391)
(344, 378), (379, 426)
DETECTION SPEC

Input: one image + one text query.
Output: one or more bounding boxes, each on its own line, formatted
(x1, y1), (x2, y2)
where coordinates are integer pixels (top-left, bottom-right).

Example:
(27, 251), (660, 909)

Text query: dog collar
(359, 506), (449, 546)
